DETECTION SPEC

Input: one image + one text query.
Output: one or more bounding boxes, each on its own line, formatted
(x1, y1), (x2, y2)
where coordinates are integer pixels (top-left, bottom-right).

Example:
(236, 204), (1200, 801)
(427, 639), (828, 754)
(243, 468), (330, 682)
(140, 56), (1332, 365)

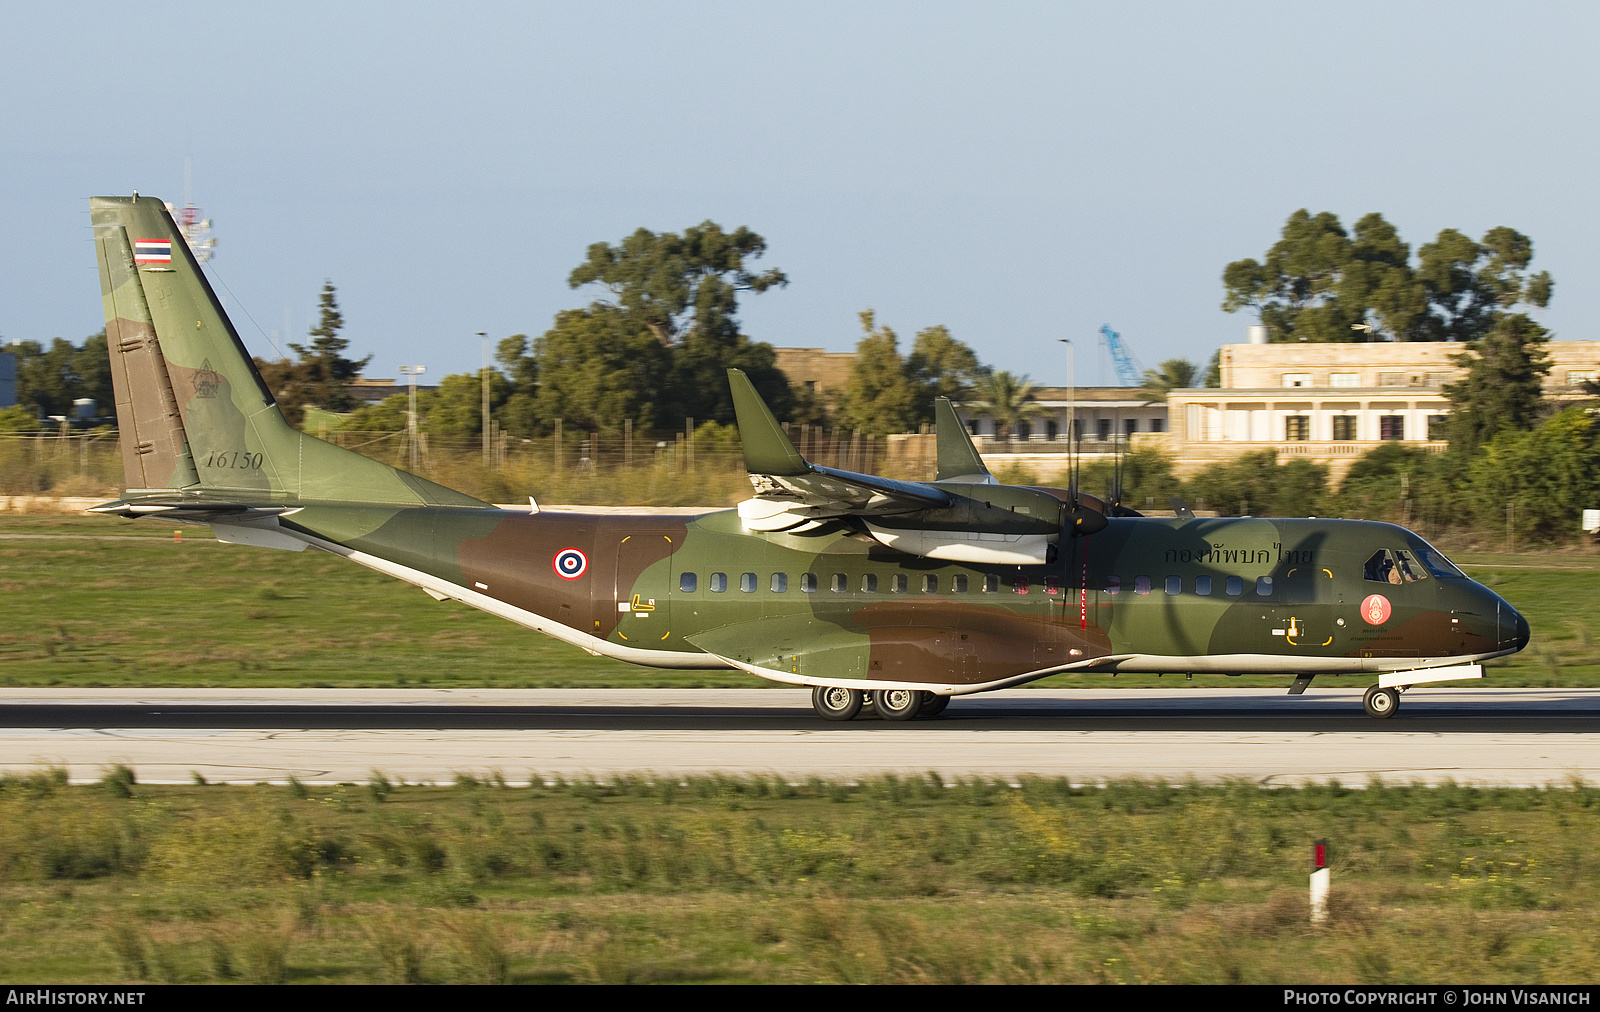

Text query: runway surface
(0, 686), (1594, 787)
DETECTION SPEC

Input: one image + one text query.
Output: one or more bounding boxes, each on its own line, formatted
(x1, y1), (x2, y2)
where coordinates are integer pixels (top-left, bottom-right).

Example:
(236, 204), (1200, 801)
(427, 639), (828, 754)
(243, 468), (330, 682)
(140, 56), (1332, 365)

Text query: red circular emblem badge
(1361, 593), (1392, 626)
(552, 548), (588, 580)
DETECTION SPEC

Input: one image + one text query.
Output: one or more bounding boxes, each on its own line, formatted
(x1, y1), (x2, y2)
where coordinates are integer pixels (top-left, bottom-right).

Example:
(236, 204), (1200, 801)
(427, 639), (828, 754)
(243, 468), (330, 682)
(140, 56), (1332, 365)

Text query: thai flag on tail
(133, 239), (172, 263)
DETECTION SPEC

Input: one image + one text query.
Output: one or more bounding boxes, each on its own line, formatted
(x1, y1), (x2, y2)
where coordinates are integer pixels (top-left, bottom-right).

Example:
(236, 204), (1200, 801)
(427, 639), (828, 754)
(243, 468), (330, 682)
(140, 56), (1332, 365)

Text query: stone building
(1166, 340), (1600, 481)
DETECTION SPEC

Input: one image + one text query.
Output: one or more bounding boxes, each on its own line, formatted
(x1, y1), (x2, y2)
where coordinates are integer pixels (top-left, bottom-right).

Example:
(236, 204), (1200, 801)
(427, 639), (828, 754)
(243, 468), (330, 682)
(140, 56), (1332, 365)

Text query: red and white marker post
(1310, 838), (1330, 925)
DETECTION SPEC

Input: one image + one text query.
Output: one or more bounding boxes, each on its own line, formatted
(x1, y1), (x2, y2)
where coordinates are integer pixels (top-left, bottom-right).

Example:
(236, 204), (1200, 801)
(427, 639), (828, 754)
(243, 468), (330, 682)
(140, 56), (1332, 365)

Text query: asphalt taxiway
(0, 687), (1592, 786)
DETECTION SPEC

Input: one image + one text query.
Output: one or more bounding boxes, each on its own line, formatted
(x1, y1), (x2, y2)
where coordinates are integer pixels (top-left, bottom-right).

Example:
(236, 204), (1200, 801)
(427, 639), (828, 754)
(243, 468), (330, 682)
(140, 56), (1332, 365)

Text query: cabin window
(922, 575), (938, 593)
(1256, 576), (1273, 596)
(1165, 576), (1181, 595)
(1285, 415), (1310, 441)
(801, 573), (818, 593)
(862, 574), (879, 593)
(1195, 575), (1212, 596)
(1380, 415), (1405, 440)
(952, 574), (969, 593)
(771, 573), (788, 593)
(1225, 576), (1243, 596)
(710, 572), (727, 593)
(1332, 415), (1357, 441)
(1105, 575), (1121, 595)
(1044, 576), (1060, 595)
(1012, 576), (1029, 594)
(983, 574), (1000, 593)
(1134, 576), (1151, 595)
(891, 574), (908, 593)
(740, 572), (757, 593)
(679, 572), (697, 593)
(831, 573), (848, 593)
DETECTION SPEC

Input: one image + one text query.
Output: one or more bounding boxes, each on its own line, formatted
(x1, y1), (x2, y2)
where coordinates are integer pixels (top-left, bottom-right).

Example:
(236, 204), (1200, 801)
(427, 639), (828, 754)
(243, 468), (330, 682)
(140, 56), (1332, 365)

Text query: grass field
(0, 773), (1593, 984)
(1, 515), (1597, 688)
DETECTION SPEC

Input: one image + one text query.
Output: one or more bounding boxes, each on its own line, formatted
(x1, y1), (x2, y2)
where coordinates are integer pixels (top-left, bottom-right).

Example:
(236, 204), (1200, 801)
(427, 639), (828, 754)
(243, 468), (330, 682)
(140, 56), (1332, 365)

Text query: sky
(4, 1), (1597, 387)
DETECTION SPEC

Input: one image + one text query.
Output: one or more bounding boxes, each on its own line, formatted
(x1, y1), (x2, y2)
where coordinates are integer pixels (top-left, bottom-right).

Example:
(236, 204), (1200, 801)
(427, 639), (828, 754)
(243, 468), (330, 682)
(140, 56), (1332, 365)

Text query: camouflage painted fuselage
(265, 504), (1526, 694)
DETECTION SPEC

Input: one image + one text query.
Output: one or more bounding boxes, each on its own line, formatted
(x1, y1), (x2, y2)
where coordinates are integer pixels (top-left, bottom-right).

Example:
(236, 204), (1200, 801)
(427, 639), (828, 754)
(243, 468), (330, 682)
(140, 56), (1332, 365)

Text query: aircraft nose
(1500, 602), (1530, 652)
(1511, 608), (1530, 651)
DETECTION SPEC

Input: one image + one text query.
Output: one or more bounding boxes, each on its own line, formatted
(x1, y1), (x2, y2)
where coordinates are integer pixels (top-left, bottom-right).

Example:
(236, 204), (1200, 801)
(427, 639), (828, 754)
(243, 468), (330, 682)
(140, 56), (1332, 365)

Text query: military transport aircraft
(87, 195), (1529, 721)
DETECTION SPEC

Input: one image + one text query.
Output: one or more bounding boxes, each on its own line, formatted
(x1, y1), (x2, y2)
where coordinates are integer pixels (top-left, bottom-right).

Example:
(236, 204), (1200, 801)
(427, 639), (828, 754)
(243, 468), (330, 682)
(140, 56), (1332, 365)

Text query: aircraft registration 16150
(86, 195), (1530, 721)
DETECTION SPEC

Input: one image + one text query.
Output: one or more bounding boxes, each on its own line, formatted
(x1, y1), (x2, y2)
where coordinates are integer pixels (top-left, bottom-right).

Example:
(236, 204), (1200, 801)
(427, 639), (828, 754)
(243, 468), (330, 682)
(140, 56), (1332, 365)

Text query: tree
(1467, 407), (1600, 544)
(1444, 313), (1552, 457)
(1184, 450), (1329, 517)
(1222, 210), (1424, 342)
(1222, 212), (1550, 344)
(1138, 358), (1197, 405)
(494, 333), (541, 437)
(8, 331), (114, 420)
(271, 281), (371, 422)
(568, 222), (792, 423)
(428, 371), (512, 439)
(905, 324), (985, 417)
(970, 370), (1044, 444)
(533, 305), (671, 433)
(833, 311), (919, 437)
(1416, 227), (1553, 342)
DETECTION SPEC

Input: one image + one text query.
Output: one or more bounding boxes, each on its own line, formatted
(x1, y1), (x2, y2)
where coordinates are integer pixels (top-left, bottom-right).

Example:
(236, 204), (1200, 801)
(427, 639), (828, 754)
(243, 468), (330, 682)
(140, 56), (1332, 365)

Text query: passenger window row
(678, 571), (1035, 595)
(1104, 574), (1273, 597)
(678, 571), (1276, 598)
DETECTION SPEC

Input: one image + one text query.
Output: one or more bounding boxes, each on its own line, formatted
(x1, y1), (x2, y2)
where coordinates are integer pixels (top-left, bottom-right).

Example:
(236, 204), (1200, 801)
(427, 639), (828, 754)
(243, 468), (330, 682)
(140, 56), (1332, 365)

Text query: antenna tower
(166, 157), (217, 264)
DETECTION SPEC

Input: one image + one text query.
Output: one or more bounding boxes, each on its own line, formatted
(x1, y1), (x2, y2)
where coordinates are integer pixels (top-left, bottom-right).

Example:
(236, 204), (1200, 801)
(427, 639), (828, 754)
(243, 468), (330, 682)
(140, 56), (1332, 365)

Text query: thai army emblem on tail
(193, 358), (222, 399)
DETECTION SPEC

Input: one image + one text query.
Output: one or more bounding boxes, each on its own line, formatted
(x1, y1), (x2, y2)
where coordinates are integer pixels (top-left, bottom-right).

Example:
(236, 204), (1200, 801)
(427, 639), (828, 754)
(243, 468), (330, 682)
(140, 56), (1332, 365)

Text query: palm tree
(1139, 358), (1198, 405)
(970, 370), (1045, 447)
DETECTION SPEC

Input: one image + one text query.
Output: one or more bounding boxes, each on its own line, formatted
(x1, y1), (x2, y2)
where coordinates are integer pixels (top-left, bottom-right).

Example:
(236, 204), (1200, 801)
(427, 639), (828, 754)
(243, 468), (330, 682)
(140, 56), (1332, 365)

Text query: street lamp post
(1057, 336), (1075, 458)
(400, 364), (426, 472)
(479, 331), (490, 468)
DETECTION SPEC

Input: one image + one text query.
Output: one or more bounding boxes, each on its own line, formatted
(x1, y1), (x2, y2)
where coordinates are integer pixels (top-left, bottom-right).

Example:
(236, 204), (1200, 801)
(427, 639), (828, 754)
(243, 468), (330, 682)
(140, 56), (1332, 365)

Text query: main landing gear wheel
(872, 687), (924, 721)
(1363, 685), (1400, 719)
(920, 693), (950, 717)
(812, 686), (863, 721)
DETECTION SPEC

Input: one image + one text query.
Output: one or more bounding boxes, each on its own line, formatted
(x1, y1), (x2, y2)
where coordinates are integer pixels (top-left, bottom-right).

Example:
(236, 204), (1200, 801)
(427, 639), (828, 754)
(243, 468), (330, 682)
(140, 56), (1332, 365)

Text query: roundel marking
(1361, 593), (1392, 626)
(553, 548), (588, 580)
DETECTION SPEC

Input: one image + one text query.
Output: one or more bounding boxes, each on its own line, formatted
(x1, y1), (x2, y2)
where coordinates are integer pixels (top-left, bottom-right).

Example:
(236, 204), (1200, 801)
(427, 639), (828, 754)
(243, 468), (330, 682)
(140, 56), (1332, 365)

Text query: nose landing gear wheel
(812, 686), (864, 721)
(872, 687), (925, 721)
(1363, 685), (1400, 719)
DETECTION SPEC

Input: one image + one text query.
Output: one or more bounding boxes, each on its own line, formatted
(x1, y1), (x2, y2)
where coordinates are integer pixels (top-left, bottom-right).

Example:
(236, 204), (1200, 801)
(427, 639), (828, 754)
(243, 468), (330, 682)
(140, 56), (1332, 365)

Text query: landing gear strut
(812, 685), (863, 721)
(1363, 685), (1400, 719)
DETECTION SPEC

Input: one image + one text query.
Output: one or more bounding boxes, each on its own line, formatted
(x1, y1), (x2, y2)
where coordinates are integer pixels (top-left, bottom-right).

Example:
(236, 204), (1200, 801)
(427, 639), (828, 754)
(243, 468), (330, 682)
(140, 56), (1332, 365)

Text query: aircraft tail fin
(933, 397), (994, 484)
(90, 195), (485, 508)
(727, 368), (809, 476)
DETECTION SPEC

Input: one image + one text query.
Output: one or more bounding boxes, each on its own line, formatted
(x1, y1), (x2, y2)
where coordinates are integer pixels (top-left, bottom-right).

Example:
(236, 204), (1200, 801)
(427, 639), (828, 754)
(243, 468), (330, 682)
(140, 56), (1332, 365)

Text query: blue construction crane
(1099, 324), (1143, 387)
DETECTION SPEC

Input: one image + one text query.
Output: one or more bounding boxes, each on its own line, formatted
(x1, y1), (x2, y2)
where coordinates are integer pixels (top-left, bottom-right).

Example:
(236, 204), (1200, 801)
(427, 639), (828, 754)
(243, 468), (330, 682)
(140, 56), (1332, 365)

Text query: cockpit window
(1418, 547), (1466, 579)
(1393, 550), (1429, 583)
(1364, 550), (1402, 585)
(1365, 549), (1428, 584)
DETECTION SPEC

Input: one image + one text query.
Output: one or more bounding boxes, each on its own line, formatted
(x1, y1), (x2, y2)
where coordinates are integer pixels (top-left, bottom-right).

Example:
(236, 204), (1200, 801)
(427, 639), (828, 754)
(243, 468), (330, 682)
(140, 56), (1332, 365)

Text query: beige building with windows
(1167, 341), (1600, 480)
